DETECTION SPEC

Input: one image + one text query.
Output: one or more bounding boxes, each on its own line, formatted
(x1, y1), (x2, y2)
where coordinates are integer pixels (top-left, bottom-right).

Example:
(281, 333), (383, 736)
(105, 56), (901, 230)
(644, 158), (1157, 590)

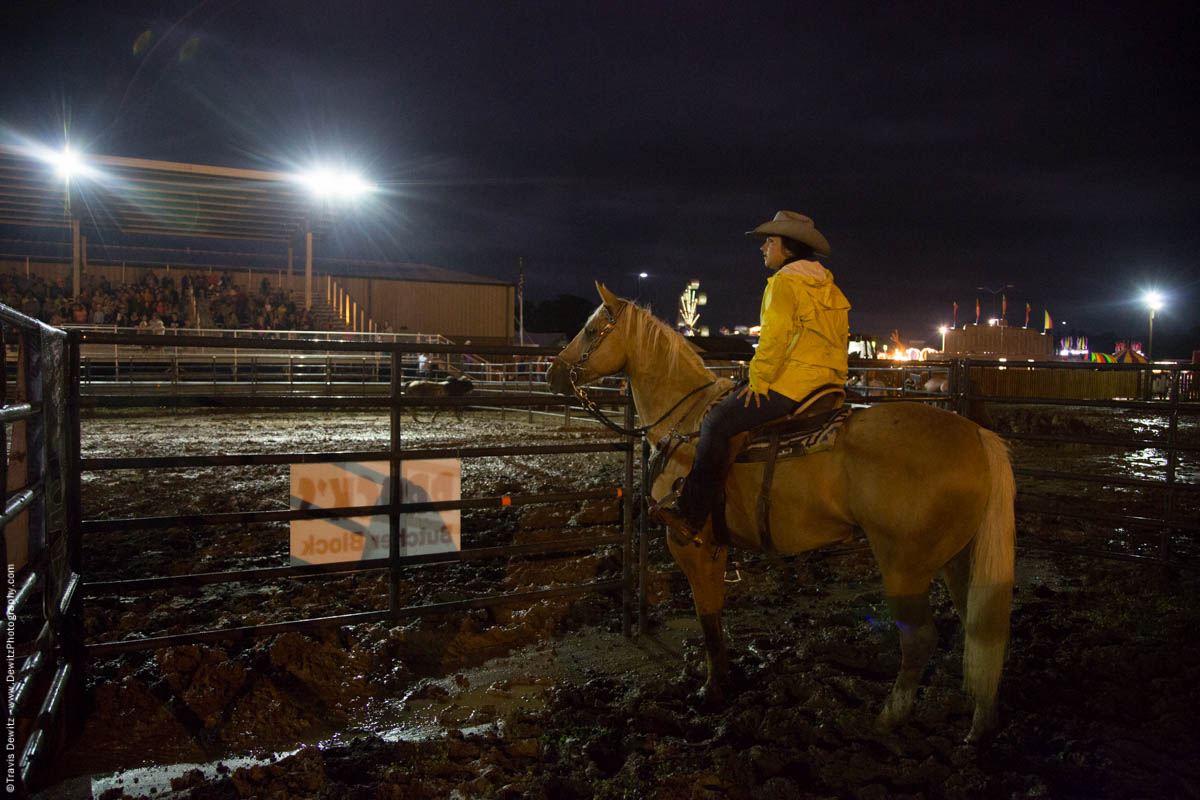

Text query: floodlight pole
(304, 229), (313, 310)
(1147, 306), (1156, 362)
(70, 218), (81, 299)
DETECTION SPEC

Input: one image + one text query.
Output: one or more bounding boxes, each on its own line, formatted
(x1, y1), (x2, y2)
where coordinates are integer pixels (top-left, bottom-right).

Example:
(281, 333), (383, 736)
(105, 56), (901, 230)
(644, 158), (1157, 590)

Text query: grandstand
(0, 146), (515, 343)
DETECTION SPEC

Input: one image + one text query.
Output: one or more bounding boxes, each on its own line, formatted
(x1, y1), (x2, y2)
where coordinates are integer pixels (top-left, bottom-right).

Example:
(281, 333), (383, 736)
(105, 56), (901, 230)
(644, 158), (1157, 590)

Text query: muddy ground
(36, 406), (1200, 799)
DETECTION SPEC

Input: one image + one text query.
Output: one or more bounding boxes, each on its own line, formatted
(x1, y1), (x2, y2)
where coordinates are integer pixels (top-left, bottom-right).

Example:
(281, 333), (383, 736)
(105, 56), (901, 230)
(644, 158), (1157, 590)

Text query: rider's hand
(737, 383), (765, 408)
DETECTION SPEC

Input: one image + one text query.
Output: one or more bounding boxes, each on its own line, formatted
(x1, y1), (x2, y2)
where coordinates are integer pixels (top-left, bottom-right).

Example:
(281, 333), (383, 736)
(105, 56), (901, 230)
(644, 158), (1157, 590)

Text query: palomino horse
(546, 283), (1015, 742)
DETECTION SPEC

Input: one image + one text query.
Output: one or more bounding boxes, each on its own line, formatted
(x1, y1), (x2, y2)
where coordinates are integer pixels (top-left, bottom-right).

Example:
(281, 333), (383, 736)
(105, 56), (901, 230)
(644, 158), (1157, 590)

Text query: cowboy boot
(650, 477), (706, 546)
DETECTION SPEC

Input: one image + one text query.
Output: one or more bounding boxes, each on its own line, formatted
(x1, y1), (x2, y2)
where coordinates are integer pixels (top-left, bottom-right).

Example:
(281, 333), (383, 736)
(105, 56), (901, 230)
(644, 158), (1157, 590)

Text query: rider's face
(760, 236), (790, 271)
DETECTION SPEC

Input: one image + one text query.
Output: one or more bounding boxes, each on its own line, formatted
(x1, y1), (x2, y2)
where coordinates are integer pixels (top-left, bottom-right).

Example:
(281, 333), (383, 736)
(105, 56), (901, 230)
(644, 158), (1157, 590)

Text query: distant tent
(1089, 352), (1116, 363)
(1113, 349), (1146, 363)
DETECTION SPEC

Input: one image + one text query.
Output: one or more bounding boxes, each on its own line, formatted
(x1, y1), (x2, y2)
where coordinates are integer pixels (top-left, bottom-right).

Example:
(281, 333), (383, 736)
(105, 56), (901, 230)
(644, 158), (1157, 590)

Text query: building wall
(969, 364), (1142, 400)
(362, 278), (513, 341)
(944, 323), (1055, 358)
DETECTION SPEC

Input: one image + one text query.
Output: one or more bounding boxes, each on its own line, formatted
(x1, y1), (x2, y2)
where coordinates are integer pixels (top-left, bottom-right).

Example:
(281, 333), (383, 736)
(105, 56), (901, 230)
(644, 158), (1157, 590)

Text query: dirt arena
(36, 406), (1200, 799)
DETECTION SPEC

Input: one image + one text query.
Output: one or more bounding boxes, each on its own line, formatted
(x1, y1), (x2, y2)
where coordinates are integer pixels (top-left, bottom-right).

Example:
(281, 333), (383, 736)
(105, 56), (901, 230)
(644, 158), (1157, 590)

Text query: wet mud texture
(42, 409), (1200, 799)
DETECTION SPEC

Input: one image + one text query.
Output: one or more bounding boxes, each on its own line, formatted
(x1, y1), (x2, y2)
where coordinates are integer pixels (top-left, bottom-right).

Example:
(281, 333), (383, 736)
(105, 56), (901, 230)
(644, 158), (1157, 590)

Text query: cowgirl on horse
(653, 211), (851, 540)
(547, 212), (1014, 742)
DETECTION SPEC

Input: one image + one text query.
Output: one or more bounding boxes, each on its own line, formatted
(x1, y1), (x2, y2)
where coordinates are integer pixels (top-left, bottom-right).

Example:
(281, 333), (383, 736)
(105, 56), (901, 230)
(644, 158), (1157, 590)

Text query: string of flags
(952, 294), (1054, 332)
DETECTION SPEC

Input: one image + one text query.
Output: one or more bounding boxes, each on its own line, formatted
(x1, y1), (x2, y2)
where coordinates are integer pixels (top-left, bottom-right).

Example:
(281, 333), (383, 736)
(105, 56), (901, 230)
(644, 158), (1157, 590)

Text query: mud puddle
(36, 619), (695, 800)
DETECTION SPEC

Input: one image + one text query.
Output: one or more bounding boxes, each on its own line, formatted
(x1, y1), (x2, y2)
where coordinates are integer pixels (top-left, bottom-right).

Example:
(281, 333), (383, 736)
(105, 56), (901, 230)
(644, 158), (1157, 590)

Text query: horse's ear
(595, 281), (621, 311)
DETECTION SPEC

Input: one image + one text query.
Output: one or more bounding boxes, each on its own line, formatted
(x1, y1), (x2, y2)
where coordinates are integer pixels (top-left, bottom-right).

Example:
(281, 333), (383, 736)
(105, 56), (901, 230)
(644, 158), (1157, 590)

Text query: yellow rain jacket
(748, 260), (851, 400)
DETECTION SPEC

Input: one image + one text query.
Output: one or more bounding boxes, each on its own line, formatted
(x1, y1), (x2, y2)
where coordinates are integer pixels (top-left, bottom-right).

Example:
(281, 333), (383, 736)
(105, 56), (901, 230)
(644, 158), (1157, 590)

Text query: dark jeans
(678, 384), (799, 524)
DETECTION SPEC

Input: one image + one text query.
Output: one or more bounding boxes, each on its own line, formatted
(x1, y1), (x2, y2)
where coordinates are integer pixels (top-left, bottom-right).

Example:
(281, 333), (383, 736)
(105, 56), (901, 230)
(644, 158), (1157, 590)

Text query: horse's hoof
(875, 690), (914, 732)
(874, 710), (907, 733)
(693, 683), (724, 708)
(964, 722), (993, 744)
(964, 707), (997, 743)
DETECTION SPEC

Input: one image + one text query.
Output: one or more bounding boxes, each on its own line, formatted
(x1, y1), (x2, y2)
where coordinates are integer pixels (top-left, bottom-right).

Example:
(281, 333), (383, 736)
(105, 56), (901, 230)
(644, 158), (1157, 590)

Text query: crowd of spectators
(201, 276), (314, 331)
(0, 270), (316, 332)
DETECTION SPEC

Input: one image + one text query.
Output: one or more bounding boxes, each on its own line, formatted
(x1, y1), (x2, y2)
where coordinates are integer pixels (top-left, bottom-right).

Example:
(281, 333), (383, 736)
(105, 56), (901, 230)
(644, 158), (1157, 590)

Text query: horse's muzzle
(545, 359), (573, 395)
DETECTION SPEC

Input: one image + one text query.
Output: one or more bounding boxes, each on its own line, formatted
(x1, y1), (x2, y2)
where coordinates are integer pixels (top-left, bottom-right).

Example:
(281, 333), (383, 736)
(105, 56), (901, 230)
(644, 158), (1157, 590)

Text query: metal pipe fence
(630, 355), (1197, 614)
(69, 332), (640, 660)
(0, 305), (77, 797)
(959, 358), (1199, 565)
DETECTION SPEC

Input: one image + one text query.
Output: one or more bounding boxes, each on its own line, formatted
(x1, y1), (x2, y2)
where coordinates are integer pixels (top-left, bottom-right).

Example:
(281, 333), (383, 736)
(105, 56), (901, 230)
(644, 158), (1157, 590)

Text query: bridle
(560, 301), (715, 437)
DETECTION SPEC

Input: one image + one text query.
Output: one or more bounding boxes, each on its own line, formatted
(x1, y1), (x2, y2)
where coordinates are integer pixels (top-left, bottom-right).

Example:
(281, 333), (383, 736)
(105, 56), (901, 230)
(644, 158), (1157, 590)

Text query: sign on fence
(289, 460), (461, 565)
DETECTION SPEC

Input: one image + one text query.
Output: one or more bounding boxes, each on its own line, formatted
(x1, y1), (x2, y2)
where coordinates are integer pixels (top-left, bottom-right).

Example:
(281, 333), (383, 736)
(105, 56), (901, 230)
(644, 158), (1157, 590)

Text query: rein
(564, 302), (715, 438)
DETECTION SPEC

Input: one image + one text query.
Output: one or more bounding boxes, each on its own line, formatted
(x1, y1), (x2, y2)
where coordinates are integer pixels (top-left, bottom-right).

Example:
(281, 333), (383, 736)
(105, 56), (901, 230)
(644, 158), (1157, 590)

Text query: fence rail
(959, 359), (1199, 564)
(65, 337), (642, 695)
(0, 305), (76, 798)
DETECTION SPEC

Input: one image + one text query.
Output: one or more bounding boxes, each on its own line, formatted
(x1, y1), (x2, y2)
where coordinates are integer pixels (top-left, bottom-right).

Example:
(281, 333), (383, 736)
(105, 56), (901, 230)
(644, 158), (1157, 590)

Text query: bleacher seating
(0, 270), (322, 332)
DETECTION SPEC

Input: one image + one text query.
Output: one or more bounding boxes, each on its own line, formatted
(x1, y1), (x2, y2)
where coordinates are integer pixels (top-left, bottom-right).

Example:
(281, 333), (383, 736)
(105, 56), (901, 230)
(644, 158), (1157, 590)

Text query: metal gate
(69, 330), (638, 658)
(1, 305), (78, 797)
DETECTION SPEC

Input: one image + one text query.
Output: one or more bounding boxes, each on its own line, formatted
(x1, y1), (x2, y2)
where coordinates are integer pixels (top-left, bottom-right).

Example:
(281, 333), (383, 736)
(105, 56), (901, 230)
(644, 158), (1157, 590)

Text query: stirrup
(649, 479), (704, 547)
(648, 477), (685, 521)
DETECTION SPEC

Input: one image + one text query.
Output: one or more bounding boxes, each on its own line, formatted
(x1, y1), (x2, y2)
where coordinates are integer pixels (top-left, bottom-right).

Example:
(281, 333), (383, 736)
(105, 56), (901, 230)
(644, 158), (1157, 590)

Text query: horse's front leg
(669, 532), (729, 705)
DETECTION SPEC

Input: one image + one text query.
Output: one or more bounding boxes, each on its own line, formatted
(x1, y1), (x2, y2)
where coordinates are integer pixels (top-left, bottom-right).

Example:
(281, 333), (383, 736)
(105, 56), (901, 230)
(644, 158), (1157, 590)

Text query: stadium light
(1144, 290), (1164, 361)
(297, 167), (375, 201)
(52, 147), (84, 179)
(31, 143), (96, 182)
(938, 325), (948, 352)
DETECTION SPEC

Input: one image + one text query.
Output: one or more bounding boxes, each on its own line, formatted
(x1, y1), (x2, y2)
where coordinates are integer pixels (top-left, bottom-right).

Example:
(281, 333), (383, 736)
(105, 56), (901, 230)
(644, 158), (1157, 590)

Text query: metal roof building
(0, 145), (514, 340)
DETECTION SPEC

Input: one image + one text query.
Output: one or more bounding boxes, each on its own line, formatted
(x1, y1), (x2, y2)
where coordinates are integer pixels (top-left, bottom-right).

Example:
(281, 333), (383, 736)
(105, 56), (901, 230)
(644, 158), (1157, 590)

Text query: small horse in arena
(546, 283), (1015, 742)
(403, 376), (473, 422)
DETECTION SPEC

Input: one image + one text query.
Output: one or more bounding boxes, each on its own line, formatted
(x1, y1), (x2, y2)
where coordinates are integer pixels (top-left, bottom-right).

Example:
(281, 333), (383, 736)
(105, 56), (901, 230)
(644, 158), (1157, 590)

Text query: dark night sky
(3, 0), (1198, 350)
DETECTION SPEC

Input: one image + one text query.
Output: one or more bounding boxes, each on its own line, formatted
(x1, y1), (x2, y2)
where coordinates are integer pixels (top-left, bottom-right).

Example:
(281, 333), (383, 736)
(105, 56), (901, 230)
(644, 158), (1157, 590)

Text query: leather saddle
(736, 384), (849, 463)
(713, 384), (852, 554)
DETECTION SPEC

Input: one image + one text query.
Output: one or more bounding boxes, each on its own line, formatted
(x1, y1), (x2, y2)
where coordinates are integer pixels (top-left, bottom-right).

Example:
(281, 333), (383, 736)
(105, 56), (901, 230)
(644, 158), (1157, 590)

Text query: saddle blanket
(735, 406), (852, 463)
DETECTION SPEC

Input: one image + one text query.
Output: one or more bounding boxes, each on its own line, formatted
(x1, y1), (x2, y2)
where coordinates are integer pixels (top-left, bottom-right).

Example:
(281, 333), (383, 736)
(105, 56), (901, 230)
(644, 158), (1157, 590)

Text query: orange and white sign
(289, 459), (461, 565)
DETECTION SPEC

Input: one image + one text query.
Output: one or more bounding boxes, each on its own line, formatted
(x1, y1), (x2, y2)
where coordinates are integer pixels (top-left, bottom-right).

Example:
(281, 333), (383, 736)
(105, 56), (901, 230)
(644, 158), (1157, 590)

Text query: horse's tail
(963, 427), (1015, 736)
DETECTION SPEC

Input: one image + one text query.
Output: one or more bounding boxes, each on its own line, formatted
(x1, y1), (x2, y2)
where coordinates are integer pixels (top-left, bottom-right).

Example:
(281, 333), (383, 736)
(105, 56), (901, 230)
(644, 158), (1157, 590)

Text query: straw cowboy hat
(745, 211), (831, 257)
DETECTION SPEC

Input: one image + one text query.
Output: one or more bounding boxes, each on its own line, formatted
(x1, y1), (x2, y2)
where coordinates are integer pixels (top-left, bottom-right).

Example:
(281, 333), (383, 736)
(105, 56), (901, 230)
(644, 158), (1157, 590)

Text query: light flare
(296, 168), (376, 201)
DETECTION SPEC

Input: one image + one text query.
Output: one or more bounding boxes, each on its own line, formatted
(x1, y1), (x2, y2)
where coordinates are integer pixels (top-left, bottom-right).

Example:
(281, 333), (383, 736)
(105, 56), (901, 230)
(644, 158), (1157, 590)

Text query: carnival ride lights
(880, 344), (929, 362)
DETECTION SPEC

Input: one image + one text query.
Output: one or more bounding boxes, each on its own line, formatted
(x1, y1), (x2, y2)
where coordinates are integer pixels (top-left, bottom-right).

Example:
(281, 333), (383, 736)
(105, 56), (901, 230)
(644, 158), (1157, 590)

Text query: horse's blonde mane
(625, 300), (710, 375)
